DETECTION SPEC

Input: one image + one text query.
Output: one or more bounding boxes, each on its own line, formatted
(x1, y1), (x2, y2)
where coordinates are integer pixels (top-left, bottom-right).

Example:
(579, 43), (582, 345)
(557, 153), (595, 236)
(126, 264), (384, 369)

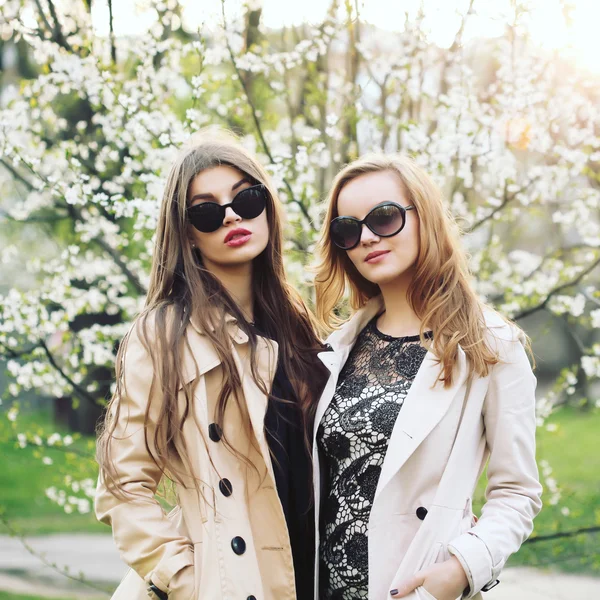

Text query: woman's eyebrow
(232, 177), (251, 191)
(190, 178), (250, 203)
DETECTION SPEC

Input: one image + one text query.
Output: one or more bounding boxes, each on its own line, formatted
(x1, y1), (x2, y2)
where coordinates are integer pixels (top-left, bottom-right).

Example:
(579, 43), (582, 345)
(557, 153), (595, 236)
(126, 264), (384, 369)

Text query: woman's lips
(224, 228), (252, 247)
(226, 234), (252, 247)
(365, 250), (390, 264)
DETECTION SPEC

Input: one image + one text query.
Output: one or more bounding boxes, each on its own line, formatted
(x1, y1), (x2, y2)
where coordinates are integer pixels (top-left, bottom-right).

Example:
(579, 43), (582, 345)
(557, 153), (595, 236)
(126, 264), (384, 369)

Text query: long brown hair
(315, 153), (507, 387)
(98, 128), (324, 495)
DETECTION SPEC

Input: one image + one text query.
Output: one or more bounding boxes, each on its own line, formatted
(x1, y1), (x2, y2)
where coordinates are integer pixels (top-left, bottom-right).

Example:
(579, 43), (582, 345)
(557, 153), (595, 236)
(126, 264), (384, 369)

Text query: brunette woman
(313, 154), (542, 600)
(96, 130), (325, 600)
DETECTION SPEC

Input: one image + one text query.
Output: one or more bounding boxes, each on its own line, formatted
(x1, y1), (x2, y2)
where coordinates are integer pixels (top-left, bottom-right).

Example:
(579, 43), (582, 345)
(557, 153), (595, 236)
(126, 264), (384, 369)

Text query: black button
(247, 596), (257, 600)
(416, 506), (428, 520)
(208, 423), (222, 442)
(231, 536), (246, 555)
(219, 478), (233, 497)
(324, 343), (333, 351)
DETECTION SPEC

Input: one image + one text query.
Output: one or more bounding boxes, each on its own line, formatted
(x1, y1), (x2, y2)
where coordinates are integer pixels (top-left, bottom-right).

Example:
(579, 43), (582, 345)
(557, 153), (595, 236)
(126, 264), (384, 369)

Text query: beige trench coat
(313, 296), (543, 600)
(95, 314), (296, 600)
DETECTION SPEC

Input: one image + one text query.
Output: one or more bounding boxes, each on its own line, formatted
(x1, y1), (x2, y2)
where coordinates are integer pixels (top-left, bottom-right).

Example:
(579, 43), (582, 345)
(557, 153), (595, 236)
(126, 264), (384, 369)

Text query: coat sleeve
(447, 328), (543, 598)
(95, 323), (195, 598)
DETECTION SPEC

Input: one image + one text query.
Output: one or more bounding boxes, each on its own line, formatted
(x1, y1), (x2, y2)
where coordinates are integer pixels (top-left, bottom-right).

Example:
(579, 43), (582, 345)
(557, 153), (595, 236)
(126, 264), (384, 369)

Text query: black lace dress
(317, 316), (431, 599)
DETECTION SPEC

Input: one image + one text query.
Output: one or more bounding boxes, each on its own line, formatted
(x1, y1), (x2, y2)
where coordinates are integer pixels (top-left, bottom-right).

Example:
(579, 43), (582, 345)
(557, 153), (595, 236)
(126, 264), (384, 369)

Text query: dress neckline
(368, 314), (433, 343)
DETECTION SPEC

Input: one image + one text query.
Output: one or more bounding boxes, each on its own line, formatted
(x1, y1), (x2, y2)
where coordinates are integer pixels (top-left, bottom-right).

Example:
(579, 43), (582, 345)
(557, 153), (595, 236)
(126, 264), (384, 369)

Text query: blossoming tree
(0, 0), (599, 567)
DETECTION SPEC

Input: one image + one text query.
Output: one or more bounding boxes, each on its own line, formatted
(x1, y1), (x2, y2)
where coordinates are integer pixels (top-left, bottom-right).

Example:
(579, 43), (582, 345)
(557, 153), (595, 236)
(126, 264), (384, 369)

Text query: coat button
(324, 343), (333, 351)
(416, 506), (428, 520)
(247, 596), (257, 600)
(219, 478), (233, 497)
(208, 423), (222, 442)
(231, 536), (246, 555)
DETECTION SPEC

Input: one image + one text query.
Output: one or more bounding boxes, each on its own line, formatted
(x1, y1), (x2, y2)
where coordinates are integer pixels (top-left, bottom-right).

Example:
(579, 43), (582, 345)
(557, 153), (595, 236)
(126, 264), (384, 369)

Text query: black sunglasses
(187, 184), (268, 233)
(330, 202), (415, 250)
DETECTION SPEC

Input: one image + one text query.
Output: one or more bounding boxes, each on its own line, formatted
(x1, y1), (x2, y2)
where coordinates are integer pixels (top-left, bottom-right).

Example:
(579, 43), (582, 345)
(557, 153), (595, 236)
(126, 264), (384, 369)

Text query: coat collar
(180, 312), (250, 386)
(189, 312), (250, 345)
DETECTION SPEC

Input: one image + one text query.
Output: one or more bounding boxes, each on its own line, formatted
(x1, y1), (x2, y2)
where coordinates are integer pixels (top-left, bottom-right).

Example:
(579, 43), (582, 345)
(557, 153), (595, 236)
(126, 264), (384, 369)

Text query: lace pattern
(317, 317), (430, 599)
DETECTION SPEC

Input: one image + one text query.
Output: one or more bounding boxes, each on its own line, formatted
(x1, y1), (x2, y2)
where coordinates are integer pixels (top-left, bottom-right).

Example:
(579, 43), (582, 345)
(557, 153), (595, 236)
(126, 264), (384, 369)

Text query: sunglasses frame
(187, 183), (268, 233)
(330, 201), (415, 250)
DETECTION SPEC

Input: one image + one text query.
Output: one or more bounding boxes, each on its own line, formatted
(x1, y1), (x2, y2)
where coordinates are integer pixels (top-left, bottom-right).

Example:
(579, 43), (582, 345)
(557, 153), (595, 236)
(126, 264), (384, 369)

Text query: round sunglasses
(187, 184), (268, 233)
(330, 202), (415, 250)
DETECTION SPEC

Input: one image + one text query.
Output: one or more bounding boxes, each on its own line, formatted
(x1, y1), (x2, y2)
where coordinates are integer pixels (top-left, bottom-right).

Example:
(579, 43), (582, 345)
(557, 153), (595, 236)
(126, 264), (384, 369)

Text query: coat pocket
(418, 542), (444, 570)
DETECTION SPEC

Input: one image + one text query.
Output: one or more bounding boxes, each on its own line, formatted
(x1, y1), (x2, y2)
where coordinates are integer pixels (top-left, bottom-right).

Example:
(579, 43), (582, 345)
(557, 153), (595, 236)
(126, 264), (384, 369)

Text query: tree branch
(91, 235), (146, 295)
(39, 340), (102, 408)
(0, 158), (35, 191)
(32, 0), (53, 36)
(524, 525), (600, 544)
(468, 177), (539, 232)
(220, 1), (313, 225)
(45, 0), (74, 52)
(0, 514), (111, 595)
(514, 254), (600, 320)
(0, 208), (70, 224)
(107, 0), (117, 65)
(1, 155), (146, 294)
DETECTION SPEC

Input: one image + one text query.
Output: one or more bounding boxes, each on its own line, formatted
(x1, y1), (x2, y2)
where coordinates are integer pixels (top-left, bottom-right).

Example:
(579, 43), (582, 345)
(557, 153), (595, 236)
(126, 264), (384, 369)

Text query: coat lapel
(234, 335), (279, 483)
(188, 313), (278, 480)
(374, 344), (468, 501)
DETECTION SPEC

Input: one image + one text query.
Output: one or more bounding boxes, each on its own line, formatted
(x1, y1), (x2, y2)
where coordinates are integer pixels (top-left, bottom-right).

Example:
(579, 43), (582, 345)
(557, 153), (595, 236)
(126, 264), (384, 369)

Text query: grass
(474, 405), (600, 574)
(0, 405), (105, 536)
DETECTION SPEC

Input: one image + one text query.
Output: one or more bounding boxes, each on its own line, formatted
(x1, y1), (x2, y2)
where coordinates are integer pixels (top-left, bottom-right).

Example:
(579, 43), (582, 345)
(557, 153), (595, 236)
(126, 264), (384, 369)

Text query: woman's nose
(360, 224), (379, 245)
(223, 205), (242, 226)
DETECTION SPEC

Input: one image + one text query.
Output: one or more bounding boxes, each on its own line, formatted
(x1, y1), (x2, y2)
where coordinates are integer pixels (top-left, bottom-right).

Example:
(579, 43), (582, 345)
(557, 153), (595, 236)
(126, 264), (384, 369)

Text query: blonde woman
(313, 155), (542, 600)
(96, 131), (326, 600)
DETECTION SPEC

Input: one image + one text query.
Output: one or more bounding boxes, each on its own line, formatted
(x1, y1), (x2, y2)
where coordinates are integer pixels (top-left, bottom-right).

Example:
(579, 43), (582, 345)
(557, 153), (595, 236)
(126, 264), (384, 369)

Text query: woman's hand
(390, 556), (468, 600)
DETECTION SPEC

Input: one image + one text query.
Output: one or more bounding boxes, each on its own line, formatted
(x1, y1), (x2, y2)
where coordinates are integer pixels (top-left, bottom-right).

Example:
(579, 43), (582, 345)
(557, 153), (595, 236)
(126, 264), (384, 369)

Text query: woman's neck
(376, 274), (422, 338)
(204, 260), (254, 322)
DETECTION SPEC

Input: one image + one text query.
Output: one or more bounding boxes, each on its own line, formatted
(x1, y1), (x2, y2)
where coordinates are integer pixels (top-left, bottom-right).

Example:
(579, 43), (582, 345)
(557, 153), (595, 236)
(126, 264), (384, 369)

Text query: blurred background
(0, 0), (599, 598)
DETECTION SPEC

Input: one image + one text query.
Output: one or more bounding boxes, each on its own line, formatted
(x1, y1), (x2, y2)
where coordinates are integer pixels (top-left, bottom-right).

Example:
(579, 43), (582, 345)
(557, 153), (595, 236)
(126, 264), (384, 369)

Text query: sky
(89, 0), (600, 74)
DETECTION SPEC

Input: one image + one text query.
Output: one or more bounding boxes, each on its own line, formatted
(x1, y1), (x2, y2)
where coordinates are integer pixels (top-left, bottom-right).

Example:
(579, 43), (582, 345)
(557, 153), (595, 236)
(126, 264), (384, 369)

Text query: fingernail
(390, 590), (398, 597)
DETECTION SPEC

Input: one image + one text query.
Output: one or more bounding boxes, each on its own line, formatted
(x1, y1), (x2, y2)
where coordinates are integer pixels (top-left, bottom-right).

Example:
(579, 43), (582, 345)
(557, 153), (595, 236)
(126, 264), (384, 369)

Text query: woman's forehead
(337, 170), (406, 217)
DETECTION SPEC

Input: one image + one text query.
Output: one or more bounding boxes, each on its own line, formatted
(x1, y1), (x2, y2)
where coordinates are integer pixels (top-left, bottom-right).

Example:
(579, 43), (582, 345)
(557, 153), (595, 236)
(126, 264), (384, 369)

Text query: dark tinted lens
(188, 202), (224, 233)
(366, 204), (404, 236)
(232, 185), (267, 219)
(330, 217), (361, 249)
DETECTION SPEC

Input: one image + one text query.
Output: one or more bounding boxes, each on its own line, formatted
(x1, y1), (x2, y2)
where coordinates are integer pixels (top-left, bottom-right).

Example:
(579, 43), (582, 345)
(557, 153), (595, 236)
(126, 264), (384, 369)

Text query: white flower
(42, 456), (53, 465)
(47, 433), (61, 446)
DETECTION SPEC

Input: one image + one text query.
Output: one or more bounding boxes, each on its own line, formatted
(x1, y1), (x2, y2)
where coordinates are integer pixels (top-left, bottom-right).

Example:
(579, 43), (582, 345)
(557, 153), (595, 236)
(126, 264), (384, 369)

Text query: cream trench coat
(95, 314), (297, 600)
(313, 296), (543, 600)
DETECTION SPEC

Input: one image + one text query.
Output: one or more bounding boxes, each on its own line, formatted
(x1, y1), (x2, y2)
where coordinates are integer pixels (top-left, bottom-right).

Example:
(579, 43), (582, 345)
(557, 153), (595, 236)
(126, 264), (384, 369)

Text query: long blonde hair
(315, 153), (504, 387)
(98, 129), (325, 496)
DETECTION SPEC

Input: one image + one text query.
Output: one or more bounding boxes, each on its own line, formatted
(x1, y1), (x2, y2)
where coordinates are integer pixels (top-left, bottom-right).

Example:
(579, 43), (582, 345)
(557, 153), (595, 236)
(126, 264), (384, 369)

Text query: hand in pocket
(390, 556), (467, 600)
